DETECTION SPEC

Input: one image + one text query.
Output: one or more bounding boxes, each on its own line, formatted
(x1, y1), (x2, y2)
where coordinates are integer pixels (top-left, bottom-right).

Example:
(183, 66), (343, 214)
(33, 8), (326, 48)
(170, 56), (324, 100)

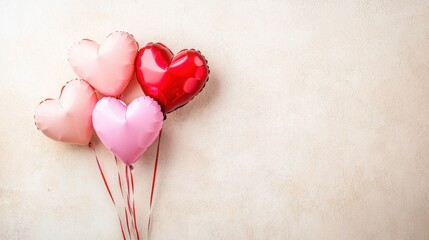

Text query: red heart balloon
(135, 43), (209, 114)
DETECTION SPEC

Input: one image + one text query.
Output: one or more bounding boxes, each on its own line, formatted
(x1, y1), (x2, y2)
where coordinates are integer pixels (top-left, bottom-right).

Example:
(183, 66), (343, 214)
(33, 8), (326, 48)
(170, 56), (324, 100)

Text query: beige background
(1, 0), (429, 239)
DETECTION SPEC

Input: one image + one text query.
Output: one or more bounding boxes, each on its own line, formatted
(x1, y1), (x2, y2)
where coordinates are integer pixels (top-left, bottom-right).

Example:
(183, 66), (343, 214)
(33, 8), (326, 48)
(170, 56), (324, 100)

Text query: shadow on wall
(169, 68), (221, 123)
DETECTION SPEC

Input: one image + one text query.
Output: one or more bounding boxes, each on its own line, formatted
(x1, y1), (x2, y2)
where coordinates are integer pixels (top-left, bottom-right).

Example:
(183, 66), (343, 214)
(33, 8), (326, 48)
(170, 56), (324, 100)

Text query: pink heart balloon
(68, 31), (139, 97)
(92, 96), (164, 165)
(34, 79), (98, 145)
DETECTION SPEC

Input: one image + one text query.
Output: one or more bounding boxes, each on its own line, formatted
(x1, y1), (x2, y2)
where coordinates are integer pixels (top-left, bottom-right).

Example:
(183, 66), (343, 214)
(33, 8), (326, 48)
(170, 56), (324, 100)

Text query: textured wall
(1, 0), (429, 239)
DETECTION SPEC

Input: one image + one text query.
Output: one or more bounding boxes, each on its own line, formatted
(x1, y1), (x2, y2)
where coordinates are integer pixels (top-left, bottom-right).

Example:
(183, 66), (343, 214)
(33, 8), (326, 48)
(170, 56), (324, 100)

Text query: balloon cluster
(34, 31), (209, 166)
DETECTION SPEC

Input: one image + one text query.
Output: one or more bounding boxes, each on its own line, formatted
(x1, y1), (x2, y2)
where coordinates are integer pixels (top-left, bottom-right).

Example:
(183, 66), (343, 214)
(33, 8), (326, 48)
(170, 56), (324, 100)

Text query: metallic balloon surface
(135, 43), (209, 113)
(34, 79), (98, 145)
(69, 31), (138, 97)
(92, 96), (164, 165)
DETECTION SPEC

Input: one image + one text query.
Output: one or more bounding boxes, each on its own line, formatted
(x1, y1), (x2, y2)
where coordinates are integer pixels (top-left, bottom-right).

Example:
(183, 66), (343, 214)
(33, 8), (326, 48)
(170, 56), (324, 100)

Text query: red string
(125, 166), (131, 213)
(115, 156), (141, 240)
(147, 128), (163, 237)
(116, 158), (132, 240)
(124, 208), (131, 239)
(118, 217), (127, 240)
(89, 143), (127, 240)
(125, 164), (140, 240)
(130, 169), (140, 240)
(115, 157), (124, 196)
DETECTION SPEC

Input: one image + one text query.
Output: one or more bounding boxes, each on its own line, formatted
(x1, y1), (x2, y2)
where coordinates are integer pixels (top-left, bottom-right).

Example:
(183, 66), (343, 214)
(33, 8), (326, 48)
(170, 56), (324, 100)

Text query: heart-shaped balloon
(69, 31), (139, 97)
(135, 43), (209, 113)
(92, 96), (164, 165)
(34, 79), (98, 145)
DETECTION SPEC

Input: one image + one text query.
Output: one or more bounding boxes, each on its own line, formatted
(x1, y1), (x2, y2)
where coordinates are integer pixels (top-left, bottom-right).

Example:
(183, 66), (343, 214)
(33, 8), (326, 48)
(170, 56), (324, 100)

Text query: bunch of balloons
(34, 31), (209, 166)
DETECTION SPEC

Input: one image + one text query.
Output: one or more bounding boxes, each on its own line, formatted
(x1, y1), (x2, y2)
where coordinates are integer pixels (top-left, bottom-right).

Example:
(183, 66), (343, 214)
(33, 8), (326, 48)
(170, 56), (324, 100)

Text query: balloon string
(115, 157), (124, 197)
(118, 217), (127, 240)
(130, 169), (140, 240)
(89, 142), (127, 240)
(147, 128), (163, 239)
(116, 157), (134, 240)
(125, 165), (139, 240)
(124, 208), (131, 239)
(125, 165), (132, 218)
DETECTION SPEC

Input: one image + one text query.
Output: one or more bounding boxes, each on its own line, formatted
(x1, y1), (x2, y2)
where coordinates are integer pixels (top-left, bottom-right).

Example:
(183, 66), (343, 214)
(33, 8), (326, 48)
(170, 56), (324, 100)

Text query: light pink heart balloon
(68, 31), (139, 97)
(92, 96), (164, 165)
(34, 79), (98, 145)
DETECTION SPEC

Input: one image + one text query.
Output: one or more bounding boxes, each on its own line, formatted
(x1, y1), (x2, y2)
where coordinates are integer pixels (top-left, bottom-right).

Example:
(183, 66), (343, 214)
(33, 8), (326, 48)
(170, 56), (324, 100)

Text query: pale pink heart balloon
(34, 79), (98, 145)
(68, 31), (139, 97)
(92, 96), (164, 165)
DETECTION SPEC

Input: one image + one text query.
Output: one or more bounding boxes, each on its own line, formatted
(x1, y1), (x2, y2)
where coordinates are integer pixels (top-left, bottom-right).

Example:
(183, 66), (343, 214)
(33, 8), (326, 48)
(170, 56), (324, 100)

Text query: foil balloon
(92, 96), (164, 165)
(34, 79), (98, 145)
(69, 31), (139, 97)
(135, 43), (209, 114)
